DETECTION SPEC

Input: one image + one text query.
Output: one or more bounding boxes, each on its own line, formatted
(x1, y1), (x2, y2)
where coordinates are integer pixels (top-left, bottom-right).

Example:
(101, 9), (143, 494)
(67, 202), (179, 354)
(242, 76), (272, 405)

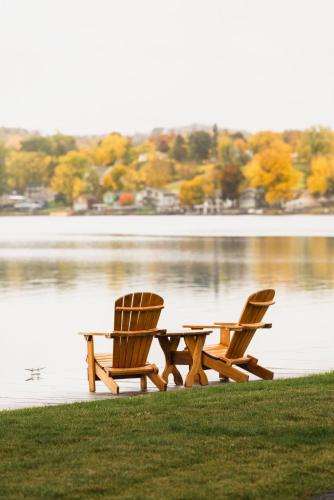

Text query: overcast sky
(0, 0), (333, 136)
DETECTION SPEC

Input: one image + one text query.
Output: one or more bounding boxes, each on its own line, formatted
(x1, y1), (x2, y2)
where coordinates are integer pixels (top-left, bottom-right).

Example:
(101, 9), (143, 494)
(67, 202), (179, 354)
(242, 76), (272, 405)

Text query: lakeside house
(136, 188), (181, 213)
(0, 187), (55, 211)
(73, 195), (89, 212)
(24, 186), (55, 204)
(194, 196), (233, 214)
(284, 191), (320, 212)
(239, 188), (258, 210)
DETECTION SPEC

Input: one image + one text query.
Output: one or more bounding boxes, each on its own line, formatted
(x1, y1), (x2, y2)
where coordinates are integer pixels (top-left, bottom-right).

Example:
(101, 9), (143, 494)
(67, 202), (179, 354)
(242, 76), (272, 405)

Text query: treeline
(1, 126), (334, 206)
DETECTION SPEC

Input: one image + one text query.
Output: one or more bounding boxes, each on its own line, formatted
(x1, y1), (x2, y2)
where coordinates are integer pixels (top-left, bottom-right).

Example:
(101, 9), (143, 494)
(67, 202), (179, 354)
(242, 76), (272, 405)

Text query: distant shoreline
(1, 208), (334, 217)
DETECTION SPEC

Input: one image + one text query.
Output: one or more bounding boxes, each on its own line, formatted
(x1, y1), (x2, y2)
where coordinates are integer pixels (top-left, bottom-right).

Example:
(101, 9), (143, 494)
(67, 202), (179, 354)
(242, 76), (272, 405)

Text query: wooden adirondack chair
(183, 289), (275, 383)
(80, 292), (167, 394)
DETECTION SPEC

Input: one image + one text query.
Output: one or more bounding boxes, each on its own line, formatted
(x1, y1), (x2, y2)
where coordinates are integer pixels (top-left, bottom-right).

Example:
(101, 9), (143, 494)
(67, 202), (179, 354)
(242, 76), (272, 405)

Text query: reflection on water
(0, 217), (333, 408)
(1, 236), (334, 294)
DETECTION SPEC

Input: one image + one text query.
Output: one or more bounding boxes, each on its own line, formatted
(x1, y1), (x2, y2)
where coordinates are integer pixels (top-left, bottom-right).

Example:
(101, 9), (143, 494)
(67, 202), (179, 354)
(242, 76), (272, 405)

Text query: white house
(239, 188), (260, 210)
(284, 191), (320, 212)
(136, 188), (181, 213)
(195, 197), (233, 214)
(73, 195), (88, 212)
(24, 186), (55, 204)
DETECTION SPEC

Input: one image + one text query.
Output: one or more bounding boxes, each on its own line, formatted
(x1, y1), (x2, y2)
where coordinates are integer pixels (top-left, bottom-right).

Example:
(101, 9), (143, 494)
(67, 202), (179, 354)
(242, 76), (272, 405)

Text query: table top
(155, 330), (212, 337)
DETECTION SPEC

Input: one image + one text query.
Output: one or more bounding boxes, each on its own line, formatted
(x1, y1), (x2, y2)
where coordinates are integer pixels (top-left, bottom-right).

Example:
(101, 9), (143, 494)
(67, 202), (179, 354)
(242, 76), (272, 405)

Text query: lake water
(1, 215), (333, 409)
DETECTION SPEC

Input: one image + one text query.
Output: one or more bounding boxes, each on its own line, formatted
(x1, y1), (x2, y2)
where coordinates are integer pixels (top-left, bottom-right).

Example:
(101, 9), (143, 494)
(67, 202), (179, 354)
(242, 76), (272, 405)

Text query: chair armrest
(183, 324), (231, 330)
(106, 328), (167, 338)
(214, 322), (272, 330)
(213, 322), (243, 331)
(78, 332), (111, 337)
(79, 329), (167, 339)
(239, 322), (272, 329)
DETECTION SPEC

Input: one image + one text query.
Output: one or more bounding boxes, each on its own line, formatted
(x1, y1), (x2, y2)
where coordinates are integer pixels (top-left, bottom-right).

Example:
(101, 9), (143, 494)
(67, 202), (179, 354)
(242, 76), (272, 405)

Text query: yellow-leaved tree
(51, 151), (97, 204)
(307, 155), (334, 195)
(248, 131), (282, 154)
(179, 173), (215, 207)
(102, 164), (127, 192)
(244, 140), (301, 205)
(179, 177), (205, 207)
(140, 159), (174, 188)
(94, 133), (130, 166)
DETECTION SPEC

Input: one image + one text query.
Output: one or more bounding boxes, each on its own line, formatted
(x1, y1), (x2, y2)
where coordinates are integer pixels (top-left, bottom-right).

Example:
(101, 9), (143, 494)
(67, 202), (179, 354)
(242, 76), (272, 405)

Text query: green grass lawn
(1, 373), (334, 499)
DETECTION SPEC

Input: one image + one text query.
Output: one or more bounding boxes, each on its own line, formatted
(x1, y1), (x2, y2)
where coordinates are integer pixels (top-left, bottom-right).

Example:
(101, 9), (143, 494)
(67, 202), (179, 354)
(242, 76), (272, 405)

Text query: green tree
(188, 131), (211, 161)
(21, 133), (76, 156)
(170, 134), (187, 162)
(297, 127), (334, 168)
(218, 136), (249, 166)
(6, 151), (51, 193)
(212, 124), (218, 159)
(49, 134), (77, 156)
(0, 141), (7, 194)
(21, 136), (52, 154)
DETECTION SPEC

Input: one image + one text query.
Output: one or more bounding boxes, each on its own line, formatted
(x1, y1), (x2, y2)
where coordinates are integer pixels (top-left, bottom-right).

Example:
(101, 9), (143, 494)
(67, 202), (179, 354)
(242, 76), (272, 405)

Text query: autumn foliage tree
(179, 177), (205, 207)
(220, 164), (244, 201)
(218, 136), (249, 166)
(307, 155), (334, 195)
(244, 140), (301, 205)
(297, 127), (334, 171)
(95, 133), (130, 166)
(118, 192), (135, 206)
(102, 164), (127, 192)
(51, 151), (98, 204)
(140, 159), (174, 188)
(248, 131), (282, 154)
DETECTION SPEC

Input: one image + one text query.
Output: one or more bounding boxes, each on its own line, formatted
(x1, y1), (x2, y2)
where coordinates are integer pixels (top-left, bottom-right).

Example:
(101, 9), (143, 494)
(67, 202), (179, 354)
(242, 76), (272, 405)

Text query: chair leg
(95, 364), (119, 394)
(86, 336), (96, 392)
(243, 356), (274, 380)
(202, 353), (249, 383)
(147, 369), (167, 391)
(140, 375), (147, 391)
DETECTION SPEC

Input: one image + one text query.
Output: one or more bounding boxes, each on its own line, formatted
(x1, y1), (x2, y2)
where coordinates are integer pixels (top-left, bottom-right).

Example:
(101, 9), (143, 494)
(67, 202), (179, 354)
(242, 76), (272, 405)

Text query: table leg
(158, 336), (183, 385)
(184, 335), (208, 387)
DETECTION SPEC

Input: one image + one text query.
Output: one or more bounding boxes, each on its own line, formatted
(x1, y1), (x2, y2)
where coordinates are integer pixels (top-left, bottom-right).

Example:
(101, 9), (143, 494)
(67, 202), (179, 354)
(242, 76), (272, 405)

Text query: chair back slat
(112, 292), (164, 368)
(225, 289), (275, 359)
(125, 292), (142, 367)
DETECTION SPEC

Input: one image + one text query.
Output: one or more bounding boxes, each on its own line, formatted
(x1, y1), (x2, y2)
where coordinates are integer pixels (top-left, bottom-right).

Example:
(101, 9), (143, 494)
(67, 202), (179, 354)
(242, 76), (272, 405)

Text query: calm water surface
(1, 216), (333, 408)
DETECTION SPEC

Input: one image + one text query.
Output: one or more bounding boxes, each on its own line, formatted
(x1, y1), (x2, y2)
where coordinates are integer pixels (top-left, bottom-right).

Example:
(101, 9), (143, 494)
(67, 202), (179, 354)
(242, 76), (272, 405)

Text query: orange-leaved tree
(118, 192), (135, 206)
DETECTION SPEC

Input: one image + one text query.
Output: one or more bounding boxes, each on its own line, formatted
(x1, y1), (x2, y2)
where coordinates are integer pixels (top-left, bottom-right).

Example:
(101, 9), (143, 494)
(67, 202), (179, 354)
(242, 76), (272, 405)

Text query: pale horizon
(1, 0), (334, 136)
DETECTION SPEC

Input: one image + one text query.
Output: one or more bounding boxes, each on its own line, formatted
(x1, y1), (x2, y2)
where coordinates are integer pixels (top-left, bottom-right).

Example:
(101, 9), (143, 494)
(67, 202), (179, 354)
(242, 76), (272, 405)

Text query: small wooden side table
(155, 330), (212, 388)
